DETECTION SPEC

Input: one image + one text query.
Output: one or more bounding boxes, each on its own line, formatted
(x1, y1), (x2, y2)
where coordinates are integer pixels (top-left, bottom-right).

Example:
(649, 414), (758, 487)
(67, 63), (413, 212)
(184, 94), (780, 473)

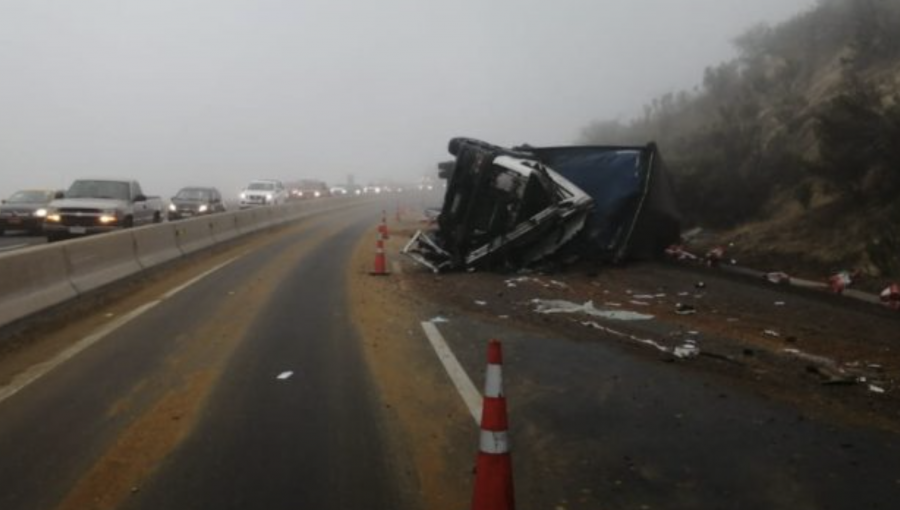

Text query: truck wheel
(153, 212), (162, 223)
(123, 216), (134, 228)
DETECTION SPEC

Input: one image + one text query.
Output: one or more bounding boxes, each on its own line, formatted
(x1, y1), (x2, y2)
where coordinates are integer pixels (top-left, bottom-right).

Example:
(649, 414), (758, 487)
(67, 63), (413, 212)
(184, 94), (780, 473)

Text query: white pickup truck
(43, 179), (164, 241)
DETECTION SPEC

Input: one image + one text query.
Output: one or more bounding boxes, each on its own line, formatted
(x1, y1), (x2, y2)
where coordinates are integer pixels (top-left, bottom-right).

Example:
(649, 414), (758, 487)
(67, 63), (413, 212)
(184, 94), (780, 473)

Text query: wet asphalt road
(0, 203), (412, 510)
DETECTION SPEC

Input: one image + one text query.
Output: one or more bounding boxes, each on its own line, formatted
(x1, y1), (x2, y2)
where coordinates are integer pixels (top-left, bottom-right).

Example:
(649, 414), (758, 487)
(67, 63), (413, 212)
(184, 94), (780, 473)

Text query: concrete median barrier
(0, 244), (78, 327)
(234, 208), (263, 234)
(173, 216), (215, 255)
(132, 223), (181, 269)
(208, 213), (240, 243)
(63, 230), (143, 295)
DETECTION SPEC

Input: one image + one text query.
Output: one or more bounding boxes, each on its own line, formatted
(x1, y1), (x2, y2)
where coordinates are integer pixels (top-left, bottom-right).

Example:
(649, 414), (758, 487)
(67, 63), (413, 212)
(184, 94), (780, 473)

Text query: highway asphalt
(0, 201), (416, 510)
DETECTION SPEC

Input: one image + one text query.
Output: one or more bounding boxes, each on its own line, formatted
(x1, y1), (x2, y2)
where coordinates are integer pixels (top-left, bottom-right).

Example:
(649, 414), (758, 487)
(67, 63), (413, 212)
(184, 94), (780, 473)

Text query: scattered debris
(774, 301), (786, 306)
(869, 385), (886, 394)
(675, 303), (696, 315)
(474, 300), (488, 306)
(881, 283), (900, 310)
(764, 272), (791, 284)
(665, 244), (699, 261)
(429, 316), (450, 323)
(532, 299), (653, 321)
(694, 281), (707, 290)
(403, 137), (681, 272)
(705, 246), (725, 267)
(674, 343), (701, 359)
(276, 371), (294, 380)
(828, 270), (858, 294)
(763, 329), (780, 337)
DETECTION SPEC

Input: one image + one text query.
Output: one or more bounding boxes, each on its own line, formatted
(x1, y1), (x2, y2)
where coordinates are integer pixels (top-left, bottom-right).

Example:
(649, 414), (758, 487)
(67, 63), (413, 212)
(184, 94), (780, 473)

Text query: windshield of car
(247, 182), (276, 191)
(6, 190), (53, 204)
(66, 180), (131, 200)
(175, 188), (212, 200)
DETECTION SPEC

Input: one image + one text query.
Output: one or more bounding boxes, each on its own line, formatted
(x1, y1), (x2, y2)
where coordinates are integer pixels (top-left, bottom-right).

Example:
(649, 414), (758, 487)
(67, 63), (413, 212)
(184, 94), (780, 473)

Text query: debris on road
(276, 371), (294, 380)
(675, 303), (697, 315)
(828, 270), (857, 294)
(403, 137), (681, 272)
(880, 283), (900, 310)
(764, 271), (792, 284)
(429, 316), (450, 323)
(531, 299), (653, 321)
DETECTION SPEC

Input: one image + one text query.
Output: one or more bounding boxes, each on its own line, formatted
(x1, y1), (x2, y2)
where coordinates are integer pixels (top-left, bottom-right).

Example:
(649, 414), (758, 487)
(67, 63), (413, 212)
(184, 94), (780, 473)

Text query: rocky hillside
(581, 0), (900, 278)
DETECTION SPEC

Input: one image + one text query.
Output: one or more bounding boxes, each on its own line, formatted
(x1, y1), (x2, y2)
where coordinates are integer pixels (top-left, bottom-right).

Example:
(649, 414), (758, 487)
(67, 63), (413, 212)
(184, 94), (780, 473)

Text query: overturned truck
(404, 137), (681, 272)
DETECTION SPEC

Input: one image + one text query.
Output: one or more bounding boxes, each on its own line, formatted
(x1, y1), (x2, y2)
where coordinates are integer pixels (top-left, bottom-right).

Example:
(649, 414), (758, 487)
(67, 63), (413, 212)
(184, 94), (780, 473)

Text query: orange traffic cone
(370, 234), (389, 276)
(379, 210), (390, 239)
(472, 339), (514, 510)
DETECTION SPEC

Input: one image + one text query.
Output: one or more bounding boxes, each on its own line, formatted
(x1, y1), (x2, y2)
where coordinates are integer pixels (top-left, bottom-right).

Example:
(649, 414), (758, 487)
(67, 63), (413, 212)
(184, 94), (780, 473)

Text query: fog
(0, 0), (814, 198)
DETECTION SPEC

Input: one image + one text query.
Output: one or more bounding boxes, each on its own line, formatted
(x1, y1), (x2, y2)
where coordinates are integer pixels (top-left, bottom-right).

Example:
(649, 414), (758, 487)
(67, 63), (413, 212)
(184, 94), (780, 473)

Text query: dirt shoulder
(384, 221), (900, 435)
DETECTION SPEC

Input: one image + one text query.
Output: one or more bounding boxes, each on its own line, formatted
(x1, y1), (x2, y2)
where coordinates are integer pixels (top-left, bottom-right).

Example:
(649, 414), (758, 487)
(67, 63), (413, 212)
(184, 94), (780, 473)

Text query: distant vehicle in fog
(0, 189), (59, 236)
(168, 187), (226, 220)
(289, 179), (330, 200)
(43, 179), (163, 241)
(239, 179), (288, 208)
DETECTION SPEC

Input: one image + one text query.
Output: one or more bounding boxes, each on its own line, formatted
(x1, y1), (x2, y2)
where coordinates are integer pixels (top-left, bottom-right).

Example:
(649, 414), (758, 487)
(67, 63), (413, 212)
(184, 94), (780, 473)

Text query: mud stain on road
(54, 370), (214, 510)
(347, 226), (473, 510)
(44, 218), (345, 510)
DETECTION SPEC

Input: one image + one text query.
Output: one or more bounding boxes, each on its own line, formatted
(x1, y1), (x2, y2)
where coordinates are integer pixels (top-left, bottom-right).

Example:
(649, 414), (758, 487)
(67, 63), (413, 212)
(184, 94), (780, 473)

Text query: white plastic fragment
(474, 300), (488, 306)
(532, 299), (653, 321)
(430, 316), (450, 323)
(869, 385), (886, 394)
(674, 344), (700, 359)
(763, 329), (780, 337)
(277, 371), (294, 380)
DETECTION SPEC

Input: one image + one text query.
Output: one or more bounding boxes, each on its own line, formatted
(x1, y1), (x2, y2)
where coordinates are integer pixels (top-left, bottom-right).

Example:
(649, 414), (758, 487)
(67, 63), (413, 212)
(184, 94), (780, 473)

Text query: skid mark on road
(420, 321), (482, 425)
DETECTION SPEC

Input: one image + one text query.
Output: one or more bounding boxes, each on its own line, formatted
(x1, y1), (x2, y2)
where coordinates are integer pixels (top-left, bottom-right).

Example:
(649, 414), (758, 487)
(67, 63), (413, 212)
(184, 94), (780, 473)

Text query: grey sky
(1, 0), (815, 198)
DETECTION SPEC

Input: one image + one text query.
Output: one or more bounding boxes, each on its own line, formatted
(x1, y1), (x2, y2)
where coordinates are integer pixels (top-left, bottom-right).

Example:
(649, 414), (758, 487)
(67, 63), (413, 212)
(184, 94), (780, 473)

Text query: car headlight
(265, 193), (273, 202)
(169, 204), (177, 211)
(33, 208), (48, 218)
(240, 192), (247, 200)
(199, 204), (208, 213)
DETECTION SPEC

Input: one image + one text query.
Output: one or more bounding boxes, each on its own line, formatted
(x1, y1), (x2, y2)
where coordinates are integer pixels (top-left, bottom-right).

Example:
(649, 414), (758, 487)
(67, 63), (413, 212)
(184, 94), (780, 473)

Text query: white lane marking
(161, 257), (239, 299)
(277, 371), (294, 380)
(0, 256), (240, 405)
(421, 321), (482, 424)
(0, 243), (29, 253)
(0, 301), (160, 403)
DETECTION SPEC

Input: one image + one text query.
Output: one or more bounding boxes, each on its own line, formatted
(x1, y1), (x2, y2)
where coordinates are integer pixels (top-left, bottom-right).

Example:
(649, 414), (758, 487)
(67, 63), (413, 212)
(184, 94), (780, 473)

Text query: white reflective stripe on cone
(484, 365), (503, 398)
(479, 430), (510, 454)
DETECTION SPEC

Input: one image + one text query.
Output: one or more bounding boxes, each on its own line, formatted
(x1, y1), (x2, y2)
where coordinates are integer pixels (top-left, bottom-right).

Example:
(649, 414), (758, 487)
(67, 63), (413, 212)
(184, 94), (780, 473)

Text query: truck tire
(123, 216), (134, 228)
(153, 211), (162, 223)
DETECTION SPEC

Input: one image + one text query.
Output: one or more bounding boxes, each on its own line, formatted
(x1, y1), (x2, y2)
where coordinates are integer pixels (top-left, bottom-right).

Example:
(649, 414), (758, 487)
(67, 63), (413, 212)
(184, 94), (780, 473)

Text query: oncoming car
(0, 189), (60, 236)
(239, 180), (288, 208)
(168, 187), (226, 220)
